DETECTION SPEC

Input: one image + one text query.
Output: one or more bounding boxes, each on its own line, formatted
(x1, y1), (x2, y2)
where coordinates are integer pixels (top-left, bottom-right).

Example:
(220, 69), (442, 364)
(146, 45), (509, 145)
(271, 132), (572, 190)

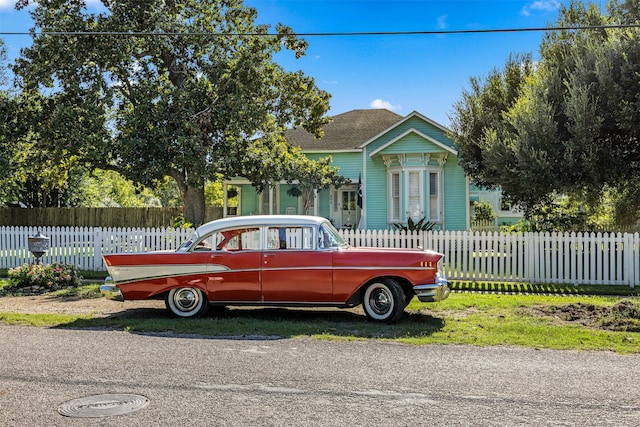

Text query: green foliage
(0, 40), (6, 87)
(71, 169), (162, 207)
(471, 200), (497, 223)
(172, 213), (193, 229)
(392, 216), (436, 232)
(204, 180), (238, 208)
(505, 191), (623, 232)
(6, 262), (83, 292)
(449, 0), (640, 228)
(12, 0), (339, 224)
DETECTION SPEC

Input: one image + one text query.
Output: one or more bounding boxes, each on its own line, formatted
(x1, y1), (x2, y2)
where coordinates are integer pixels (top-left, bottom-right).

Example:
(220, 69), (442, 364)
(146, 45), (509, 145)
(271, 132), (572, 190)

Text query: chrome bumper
(414, 276), (450, 302)
(100, 276), (124, 301)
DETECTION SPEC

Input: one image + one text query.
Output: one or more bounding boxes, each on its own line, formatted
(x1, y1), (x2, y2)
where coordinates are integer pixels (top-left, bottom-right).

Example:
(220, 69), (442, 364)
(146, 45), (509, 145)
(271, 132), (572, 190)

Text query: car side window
(318, 224), (342, 248)
(197, 227), (260, 251)
(267, 226), (313, 250)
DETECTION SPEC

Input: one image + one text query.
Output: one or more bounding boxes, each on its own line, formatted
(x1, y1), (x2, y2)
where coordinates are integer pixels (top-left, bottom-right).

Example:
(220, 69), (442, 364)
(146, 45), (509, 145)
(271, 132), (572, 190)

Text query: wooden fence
(1, 226), (638, 287)
(0, 207), (224, 228)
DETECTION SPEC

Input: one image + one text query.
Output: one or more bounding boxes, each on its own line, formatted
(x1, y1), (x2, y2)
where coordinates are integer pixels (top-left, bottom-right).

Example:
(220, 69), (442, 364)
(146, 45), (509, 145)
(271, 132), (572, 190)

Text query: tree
(450, 0), (640, 225)
(2, 89), (105, 207)
(12, 0), (343, 224)
(449, 53), (535, 201)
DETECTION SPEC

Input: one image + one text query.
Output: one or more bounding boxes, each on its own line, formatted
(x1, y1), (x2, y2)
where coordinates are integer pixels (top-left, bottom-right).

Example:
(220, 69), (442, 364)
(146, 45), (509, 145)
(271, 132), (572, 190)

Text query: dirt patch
(0, 294), (164, 317)
(526, 299), (640, 332)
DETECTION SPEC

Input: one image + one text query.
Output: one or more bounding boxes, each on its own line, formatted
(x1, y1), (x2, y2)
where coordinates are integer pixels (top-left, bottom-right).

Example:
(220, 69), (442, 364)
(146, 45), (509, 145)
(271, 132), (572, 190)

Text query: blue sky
(0, 0), (579, 126)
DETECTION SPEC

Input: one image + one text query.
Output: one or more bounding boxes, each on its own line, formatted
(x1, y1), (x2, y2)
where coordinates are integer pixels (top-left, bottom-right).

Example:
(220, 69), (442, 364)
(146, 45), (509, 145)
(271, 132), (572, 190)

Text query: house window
(387, 168), (442, 224)
(428, 172), (440, 221)
(390, 172), (401, 222)
(407, 170), (423, 221)
(500, 196), (511, 212)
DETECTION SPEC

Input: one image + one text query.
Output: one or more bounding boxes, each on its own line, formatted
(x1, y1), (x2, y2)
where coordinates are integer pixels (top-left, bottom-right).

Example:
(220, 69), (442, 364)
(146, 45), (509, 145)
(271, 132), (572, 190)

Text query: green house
(224, 109), (473, 230)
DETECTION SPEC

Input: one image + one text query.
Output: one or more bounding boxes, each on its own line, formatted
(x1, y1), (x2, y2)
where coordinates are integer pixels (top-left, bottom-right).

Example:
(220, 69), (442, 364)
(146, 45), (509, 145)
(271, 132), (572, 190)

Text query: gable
(369, 128), (458, 158)
(361, 111), (457, 155)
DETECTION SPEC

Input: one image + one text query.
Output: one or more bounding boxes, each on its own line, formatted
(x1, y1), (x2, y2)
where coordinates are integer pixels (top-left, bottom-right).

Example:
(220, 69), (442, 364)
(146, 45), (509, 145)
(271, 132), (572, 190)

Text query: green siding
(364, 155), (389, 229)
(240, 185), (258, 215)
(280, 184), (300, 214)
(443, 158), (468, 230)
(317, 190), (331, 218)
(304, 152), (363, 182)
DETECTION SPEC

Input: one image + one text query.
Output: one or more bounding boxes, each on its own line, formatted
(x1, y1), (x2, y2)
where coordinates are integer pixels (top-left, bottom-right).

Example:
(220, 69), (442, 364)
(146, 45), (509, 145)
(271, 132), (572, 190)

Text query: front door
(341, 190), (357, 229)
(331, 187), (359, 229)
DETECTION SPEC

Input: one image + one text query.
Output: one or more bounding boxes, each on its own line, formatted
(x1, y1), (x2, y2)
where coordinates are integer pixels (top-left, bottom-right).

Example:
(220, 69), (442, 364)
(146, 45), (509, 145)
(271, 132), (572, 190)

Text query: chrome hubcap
(174, 289), (199, 311)
(369, 287), (392, 315)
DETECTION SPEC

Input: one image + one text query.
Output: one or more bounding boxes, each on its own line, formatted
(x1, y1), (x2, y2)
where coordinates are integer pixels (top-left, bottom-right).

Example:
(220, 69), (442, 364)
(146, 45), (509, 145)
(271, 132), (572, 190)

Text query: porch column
(223, 181), (229, 218)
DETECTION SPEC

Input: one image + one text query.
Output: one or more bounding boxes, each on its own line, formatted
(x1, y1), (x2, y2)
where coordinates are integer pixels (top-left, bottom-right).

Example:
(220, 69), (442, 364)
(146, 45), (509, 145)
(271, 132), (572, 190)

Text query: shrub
(392, 216), (436, 232)
(471, 200), (497, 223)
(6, 262), (83, 292)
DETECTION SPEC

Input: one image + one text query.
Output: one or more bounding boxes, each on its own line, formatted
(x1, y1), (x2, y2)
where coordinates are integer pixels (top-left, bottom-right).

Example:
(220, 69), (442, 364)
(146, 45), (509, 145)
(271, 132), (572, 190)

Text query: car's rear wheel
(165, 287), (208, 318)
(362, 278), (405, 323)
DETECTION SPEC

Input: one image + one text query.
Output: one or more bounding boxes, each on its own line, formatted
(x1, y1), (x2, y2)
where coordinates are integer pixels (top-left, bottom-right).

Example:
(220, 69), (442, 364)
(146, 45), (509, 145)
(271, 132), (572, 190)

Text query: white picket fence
(1, 226), (638, 287)
(0, 226), (193, 272)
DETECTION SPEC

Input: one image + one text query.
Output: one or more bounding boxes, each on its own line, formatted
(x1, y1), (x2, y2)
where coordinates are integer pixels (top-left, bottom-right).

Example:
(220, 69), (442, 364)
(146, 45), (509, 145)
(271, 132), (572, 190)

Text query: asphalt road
(1, 325), (639, 426)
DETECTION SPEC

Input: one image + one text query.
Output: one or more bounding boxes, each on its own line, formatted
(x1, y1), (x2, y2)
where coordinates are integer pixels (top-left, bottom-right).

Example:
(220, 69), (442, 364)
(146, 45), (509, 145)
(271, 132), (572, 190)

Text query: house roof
(286, 109), (403, 151)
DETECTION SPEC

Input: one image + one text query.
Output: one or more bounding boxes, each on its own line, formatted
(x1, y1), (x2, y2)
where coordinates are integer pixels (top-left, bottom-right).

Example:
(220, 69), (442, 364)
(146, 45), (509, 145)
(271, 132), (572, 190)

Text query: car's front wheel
(362, 278), (405, 323)
(165, 287), (209, 318)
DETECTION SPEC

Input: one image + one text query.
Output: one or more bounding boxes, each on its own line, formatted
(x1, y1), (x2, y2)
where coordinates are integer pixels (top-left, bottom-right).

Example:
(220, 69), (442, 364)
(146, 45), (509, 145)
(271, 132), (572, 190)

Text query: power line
(1, 24), (640, 37)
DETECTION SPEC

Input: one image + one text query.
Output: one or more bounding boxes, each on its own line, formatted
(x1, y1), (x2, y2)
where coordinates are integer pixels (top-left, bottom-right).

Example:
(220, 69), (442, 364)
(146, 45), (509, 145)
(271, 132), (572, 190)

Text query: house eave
(301, 149), (362, 154)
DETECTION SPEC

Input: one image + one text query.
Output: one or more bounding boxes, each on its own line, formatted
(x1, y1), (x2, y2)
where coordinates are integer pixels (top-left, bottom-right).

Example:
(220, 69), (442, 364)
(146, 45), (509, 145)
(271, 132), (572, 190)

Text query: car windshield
(319, 222), (348, 249)
(176, 232), (199, 252)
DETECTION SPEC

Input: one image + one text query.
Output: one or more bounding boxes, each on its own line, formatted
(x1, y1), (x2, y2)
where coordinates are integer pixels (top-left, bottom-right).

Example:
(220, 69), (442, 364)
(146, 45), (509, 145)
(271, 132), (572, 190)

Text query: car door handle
(263, 253), (276, 258)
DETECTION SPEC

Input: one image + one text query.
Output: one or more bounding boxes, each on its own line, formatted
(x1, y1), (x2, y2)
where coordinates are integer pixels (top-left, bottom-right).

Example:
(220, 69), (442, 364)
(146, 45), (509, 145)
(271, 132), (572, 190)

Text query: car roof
(195, 215), (329, 235)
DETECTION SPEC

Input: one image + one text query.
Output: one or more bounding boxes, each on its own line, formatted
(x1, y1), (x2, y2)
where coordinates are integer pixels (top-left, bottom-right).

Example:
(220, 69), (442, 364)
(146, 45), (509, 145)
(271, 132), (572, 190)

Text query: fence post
(93, 227), (103, 271)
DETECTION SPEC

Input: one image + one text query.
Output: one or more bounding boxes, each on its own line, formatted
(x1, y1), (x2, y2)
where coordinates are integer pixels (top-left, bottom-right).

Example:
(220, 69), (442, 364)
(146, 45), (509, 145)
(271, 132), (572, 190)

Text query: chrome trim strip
(210, 301), (344, 306)
(108, 264), (230, 284)
(262, 266), (436, 272)
(107, 262), (437, 286)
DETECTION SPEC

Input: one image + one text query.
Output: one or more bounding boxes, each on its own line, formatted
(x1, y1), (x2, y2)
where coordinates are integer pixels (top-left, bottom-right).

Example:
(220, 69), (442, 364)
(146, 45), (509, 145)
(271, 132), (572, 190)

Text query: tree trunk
(183, 185), (206, 226)
(170, 171), (206, 226)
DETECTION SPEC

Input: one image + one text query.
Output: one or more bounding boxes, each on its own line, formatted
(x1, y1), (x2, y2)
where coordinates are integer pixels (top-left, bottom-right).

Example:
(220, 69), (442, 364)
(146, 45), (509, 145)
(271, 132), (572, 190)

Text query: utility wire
(2, 24), (640, 37)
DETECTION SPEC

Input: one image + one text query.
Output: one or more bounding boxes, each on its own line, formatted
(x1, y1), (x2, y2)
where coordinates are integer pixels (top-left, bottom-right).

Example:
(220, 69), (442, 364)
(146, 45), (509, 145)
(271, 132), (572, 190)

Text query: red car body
(101, 215), (449, 323)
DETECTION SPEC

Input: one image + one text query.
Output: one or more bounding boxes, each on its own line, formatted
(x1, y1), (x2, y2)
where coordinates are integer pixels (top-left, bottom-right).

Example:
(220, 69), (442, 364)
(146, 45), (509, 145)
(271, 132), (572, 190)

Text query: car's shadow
(59, 303), (446, 340)
(102, 304), (442, 323)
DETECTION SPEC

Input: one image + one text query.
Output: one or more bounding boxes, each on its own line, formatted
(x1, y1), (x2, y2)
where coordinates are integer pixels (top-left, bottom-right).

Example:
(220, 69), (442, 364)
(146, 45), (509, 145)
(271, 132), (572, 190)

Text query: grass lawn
(0, 281), (638, 354)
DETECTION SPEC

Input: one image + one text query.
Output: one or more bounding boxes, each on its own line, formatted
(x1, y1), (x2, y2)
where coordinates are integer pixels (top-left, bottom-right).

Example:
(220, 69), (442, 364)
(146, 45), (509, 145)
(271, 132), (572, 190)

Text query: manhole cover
(58, 394), (149, 418)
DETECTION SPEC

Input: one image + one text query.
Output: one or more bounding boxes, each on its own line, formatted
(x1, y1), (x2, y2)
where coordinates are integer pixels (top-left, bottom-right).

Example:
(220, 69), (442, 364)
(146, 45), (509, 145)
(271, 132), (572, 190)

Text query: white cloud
(522, 1), (561, 17)
(369, 99), (399, 111)
(436, 15), (448, 30)
(0, 0), (17, 11)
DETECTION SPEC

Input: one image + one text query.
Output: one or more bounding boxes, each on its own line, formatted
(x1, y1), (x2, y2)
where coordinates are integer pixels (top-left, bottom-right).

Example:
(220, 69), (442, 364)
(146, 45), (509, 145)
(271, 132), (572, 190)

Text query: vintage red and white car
(101, 215), (450, 323)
